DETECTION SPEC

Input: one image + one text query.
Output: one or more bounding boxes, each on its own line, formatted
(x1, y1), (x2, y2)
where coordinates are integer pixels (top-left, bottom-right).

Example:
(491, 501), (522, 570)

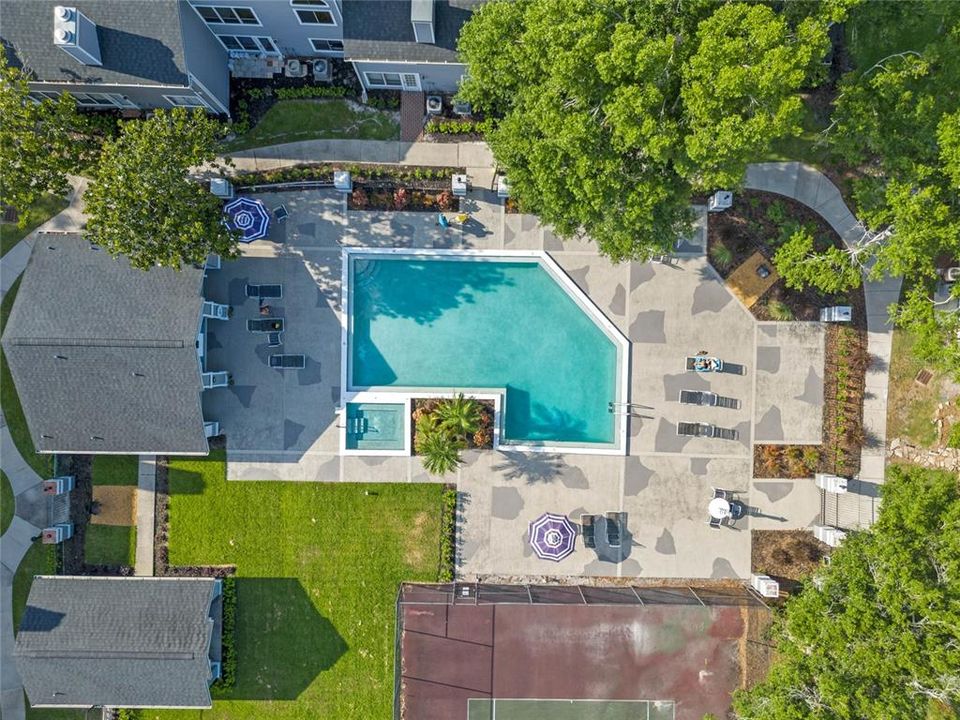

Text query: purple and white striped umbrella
(224, 197), (270, 242)
(528, 512), (576, 561)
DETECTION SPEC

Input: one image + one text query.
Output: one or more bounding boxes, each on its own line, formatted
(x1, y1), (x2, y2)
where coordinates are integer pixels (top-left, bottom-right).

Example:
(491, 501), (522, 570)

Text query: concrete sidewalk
(745, 162), (902, 524)
(134, 456), (157, 577)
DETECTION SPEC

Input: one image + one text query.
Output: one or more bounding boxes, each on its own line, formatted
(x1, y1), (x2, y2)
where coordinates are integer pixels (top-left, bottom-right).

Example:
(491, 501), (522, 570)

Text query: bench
(605, 512), (621, 548)
(581, 514), (596, 549)
(269, 354), (305, 369)
(247, 318), (284, 333)
(246, 283), (283, 300)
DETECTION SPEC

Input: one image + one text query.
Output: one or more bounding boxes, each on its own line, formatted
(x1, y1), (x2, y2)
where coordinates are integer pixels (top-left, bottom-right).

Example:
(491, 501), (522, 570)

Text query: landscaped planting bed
(752, 529), (830, 591)
(154, 450), (445, 719)
(707, 189), (866, 322)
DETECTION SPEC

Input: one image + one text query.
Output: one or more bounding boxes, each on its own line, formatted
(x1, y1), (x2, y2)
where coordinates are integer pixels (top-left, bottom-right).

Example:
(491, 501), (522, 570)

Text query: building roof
(0, 0), (191, 87)
(342, 0), (479, 64)
(15, 576), (218, 709)
(1, 234), (209, 454)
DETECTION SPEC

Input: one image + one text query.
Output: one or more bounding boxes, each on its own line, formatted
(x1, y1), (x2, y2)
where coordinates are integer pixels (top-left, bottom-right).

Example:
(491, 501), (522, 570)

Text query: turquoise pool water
(345, 402), (405, 451)
(349, 256), (620, 445)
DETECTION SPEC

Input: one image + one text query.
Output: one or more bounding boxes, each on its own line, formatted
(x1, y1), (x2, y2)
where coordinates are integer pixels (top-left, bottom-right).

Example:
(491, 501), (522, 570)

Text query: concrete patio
(204, 187), (826, 578)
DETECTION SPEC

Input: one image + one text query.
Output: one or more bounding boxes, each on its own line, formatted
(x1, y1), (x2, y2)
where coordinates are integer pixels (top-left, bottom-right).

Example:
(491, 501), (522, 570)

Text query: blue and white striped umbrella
(224, 197), (270, 242)
(528, 512), (576, 561)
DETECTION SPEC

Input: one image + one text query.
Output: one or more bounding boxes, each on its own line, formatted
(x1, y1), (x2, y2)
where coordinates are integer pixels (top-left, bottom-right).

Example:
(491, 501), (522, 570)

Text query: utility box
(815, 473), (849, 493)
(708, 190), (733, 212)
(496, 175), (510, 199)
(750, 574), (780, 598)
(813, 524), (846, 547)
(209, 178), (234, 200)
(333, 171), (352, 193)
(42, 523), (74, 544)
(820, 306), (853, 322)
(43, 476), (75, 496)
(452, 174), (468, 197)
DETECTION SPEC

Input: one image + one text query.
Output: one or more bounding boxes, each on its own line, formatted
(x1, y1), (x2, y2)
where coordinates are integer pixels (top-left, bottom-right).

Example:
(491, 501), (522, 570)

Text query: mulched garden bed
(234, 161), (460, 190)
(707, 189), (866, 325)
(349, 186), (457, 212)
(752, 529), (830, 592)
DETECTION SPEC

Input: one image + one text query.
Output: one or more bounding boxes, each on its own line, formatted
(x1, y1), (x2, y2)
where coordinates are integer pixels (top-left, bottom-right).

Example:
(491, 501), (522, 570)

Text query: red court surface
(399, 591), (750, 720)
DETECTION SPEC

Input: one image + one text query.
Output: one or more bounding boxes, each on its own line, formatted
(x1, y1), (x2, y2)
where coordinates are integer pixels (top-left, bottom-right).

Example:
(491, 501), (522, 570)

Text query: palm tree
(435, 393), (483, 440)
(418, 429), (464, 476)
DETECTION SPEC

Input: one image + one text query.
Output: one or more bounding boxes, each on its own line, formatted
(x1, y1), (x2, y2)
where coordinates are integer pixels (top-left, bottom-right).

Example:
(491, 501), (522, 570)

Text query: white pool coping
(339, 248), (630, 456)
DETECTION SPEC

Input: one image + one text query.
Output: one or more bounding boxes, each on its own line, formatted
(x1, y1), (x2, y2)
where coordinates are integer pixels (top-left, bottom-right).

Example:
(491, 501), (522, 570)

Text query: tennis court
(398, 584), (761, 720)
(467, 698), (675, 720)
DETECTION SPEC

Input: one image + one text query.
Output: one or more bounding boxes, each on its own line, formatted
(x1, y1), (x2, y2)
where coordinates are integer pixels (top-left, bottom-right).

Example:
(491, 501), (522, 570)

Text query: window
(292, 0), (335, 25)
(164, 94), (211, 109)
(216, 34), (279, 54)
(309, 38), (343, 52)
(412, 20), (434, 43)
(364, 72), (420, 90)
(30, 90), (137, 108)
(28, 91), (62, 103)
(194, 5), (259, 25)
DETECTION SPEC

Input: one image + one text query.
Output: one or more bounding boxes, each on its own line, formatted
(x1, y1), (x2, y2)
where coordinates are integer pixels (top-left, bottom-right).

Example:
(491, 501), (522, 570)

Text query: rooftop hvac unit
(750, 574), (780, 598)
(426, 96), (443, 114)
(496, 175), (510, 199)
(53, 6), (102, 66)
(42, 523), (73, 544)
(815, 473), (848, 493)
(43, 476), (75, 496)
(708, 190), (733, 212)
(312, 58), (332, 82)
(204, 421), (221, 438)
(284, 59), (308, 78)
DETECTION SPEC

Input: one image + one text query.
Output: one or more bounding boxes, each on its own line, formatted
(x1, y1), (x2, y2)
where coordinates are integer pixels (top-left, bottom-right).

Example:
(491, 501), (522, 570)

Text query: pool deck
(202, 188), (825, 580)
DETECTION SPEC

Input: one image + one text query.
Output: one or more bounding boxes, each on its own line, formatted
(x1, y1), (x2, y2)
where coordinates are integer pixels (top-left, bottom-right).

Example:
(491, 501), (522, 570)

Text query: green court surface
(467, 699), (675, 720)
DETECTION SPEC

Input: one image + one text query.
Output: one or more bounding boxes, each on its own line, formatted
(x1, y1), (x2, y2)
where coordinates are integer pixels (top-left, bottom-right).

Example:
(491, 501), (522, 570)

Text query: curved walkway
(0, 176), (87, 720)
(745, 162), (902, 527)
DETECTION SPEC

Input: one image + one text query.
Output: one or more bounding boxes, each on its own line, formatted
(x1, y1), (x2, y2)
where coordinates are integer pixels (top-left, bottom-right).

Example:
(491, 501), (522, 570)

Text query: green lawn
(1, 277), (53, 478)
(84, 524), (137, 566)
(887, 323), (945, 447)
(224, 99), (399, 151)
(0, 194), (69, 257)
(12, 540), (54, 632)
(93, 455), (139, 486)
(1, 469), (13, 535)
(152, 451), (443, 720)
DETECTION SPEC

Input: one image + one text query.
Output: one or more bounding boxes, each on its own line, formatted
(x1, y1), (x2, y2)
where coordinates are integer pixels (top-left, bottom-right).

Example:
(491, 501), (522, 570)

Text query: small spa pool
(346, 252), (627, 450)
(345, 402), (406, 451)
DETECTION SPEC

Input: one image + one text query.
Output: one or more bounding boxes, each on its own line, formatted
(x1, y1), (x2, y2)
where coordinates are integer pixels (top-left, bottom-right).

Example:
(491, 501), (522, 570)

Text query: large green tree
(773, 226), (862, 294)
(457, 0), (831, 262)
(85, 107), (236, 270)
(0, 54), (86, 219)
(681, 3), (829, 188)
(734, 465), (960, 720)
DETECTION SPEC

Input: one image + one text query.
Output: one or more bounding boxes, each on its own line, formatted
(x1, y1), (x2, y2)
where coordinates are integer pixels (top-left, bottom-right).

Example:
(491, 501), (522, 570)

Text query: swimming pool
(343, 250), (628, 451)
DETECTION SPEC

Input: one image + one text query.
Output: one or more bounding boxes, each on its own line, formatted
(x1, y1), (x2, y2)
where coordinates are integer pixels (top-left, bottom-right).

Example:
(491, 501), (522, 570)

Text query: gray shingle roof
(0, 0), (190, 87)
(16, 576), (218, 709)
(1, 234), (209, 454)
(342, 0), (479, 63)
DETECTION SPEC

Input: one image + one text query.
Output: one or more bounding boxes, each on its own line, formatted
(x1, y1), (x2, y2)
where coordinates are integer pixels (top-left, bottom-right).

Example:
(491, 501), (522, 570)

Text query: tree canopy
(774, 226), (862, 294)
(0, 54), (87, 220)
(457, 0), (832, 261)
(85, 107), (237, 270)
(734, 465), (960, 720)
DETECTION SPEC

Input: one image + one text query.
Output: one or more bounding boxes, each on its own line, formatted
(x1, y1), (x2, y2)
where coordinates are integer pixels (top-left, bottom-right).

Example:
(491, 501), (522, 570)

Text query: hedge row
(438, 487), (457, 582)
(213, 576), (238, 689)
